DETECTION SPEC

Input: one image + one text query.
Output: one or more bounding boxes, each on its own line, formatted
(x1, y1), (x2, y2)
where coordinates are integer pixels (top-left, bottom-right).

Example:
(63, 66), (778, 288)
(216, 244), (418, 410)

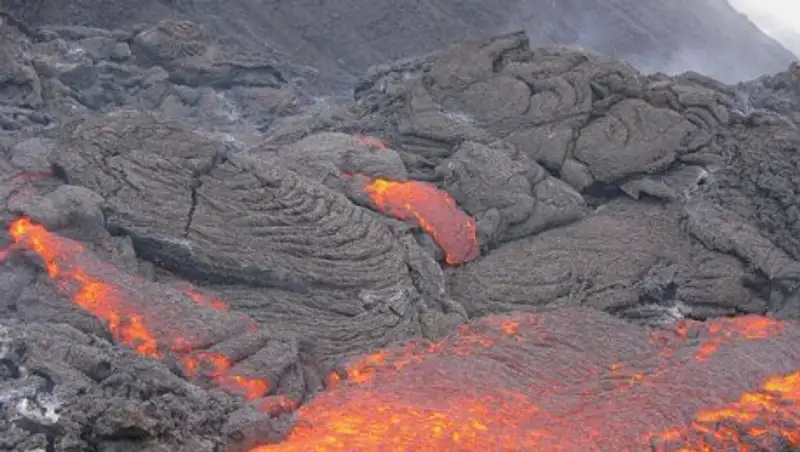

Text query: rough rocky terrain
(2, 0), (796, 91)
(0, 7), (800, 452)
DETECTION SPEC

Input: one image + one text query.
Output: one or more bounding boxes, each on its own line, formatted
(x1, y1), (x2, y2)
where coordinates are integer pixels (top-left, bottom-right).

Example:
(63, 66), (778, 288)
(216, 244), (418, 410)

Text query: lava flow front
(249, 311), (800, 451)
(6, 217), (800, 451)
(363, 177), (479, 265)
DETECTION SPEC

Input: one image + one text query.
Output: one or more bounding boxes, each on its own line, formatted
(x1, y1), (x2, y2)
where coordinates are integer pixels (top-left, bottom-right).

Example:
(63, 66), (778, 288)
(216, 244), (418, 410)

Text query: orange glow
(217, 375), (270, 401)
(694, 316), (784, 361)
(654, 370), (800, 450)
(10, 218), (163, 358)
(250, 312), (799, 451)
(8, 217), (269, 401)
(185, 289), (229, 311)
(252, 391), (543, 451)
(363, 178), (479, 265)
(355, 135), (387, 150)
(7, 217), (800, 451)
(646, 316), (785, 363)
(256, 395), (299, 414)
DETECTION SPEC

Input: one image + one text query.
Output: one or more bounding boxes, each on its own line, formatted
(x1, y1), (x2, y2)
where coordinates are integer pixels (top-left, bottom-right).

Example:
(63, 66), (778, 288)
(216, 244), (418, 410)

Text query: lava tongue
(7, 216), (275, 407)
(362, 177), (479, 265)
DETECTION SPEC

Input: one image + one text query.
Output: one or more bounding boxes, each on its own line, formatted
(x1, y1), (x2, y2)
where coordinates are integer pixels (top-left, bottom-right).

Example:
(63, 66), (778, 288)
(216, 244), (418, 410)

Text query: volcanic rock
(4, 0), (796, 91)
(0, 321), (237, 452)
(47, 109), (462, 358)
(1, 9), (800, 452)
(0, 13), (312, 138)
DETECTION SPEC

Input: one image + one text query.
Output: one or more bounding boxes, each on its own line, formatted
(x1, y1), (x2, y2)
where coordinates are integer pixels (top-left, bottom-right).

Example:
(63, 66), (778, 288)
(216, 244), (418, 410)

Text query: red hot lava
(655, 370), (800, 450)
(7, 217), (800, 451)
(251, 312), (800, 451)
(8, 217), (270, 401)
(363, 178), (479, 265)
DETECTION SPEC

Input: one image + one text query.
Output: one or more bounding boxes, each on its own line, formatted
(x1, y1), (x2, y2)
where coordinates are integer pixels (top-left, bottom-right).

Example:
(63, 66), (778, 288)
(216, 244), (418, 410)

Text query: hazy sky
(728, 0), (800, 55)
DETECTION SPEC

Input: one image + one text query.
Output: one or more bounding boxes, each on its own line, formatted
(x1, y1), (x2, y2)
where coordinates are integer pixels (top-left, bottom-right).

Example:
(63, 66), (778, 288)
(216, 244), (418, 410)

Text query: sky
(727, 0), (800, 55)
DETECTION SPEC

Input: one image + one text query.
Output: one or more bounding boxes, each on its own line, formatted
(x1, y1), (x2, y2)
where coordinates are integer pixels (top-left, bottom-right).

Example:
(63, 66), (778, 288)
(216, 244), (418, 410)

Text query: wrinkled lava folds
(8, 217), (270, 401)
(7, 217), (800, 451)
(363, 177), (479, 265)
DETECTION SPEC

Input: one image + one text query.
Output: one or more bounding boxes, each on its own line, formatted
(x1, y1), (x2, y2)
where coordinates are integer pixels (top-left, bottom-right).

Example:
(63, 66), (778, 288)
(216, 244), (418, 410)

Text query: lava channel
(363, 177), (479, 265)
(8, 217), (270, 402)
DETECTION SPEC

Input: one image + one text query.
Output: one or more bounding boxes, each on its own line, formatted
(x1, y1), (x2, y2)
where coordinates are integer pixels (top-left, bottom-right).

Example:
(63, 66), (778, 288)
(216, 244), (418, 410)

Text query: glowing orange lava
(10, 217), (163, 357)
(694, 316), (784, 361)
(252, 390), (542, 451)
(654, 370), (800, 450)
(364, 178), (479, 265)
(7, 217), (800, 451)
(7, 217), (269, 401)
(179, 350), (269, 400)
(250, 312), (800, 451)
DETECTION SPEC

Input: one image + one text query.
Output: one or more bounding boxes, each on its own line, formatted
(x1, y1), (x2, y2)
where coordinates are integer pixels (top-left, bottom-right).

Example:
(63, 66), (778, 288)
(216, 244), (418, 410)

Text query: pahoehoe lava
(1, 6), (800, 452)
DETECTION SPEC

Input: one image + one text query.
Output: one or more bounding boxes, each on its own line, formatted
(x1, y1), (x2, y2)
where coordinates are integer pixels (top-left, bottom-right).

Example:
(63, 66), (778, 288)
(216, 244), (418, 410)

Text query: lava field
(0, 9), (800, 452)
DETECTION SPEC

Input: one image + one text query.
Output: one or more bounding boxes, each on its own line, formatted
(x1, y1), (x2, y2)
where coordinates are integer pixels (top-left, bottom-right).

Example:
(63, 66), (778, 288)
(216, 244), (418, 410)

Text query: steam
(504, 0), (796, 83)
(728, 0), (800, 56)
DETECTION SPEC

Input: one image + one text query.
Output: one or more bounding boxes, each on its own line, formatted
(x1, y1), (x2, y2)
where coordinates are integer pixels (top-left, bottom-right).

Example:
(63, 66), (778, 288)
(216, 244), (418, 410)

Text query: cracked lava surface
(7, 216), (800, 451)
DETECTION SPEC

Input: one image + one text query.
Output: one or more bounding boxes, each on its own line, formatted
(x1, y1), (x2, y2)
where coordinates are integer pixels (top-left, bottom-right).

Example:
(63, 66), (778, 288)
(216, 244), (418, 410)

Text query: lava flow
(251, 311), (800, 451)
(7, 217), (800, 451)
(7, 217), (270, 401)
(653, 370), (800, 450)
(363, 177), (479, 265)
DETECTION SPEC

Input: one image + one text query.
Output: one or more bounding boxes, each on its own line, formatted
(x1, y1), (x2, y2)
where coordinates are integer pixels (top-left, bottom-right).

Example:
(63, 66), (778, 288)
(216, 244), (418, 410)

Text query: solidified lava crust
(6, 216), (800, 451)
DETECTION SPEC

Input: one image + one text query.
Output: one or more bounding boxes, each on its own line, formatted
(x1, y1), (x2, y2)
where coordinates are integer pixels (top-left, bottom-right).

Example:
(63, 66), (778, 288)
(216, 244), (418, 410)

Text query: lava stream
(363, 177), (479, 265)
(8, 217), (270, 401)
(7, 217), (800, 451)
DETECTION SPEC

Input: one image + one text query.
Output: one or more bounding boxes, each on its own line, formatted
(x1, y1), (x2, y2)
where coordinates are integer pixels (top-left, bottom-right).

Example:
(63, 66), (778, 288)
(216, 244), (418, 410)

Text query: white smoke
(728, 0), (800, 56)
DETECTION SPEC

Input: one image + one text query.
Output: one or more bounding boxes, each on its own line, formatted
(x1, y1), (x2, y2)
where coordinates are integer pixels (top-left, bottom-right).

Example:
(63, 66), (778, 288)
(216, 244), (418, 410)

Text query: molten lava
(10, 218), (163, 357)
(250, 311), (800, 451)
(364, 178), (479, 265)
(655, 370), (800, 450)
(7, 217), (800, 451)
(8, 217), (269, 401)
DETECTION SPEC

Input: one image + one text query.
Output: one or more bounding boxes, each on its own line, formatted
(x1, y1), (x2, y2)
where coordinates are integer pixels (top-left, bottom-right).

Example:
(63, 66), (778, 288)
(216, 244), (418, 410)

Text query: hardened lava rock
(0, 321), (237, 452)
